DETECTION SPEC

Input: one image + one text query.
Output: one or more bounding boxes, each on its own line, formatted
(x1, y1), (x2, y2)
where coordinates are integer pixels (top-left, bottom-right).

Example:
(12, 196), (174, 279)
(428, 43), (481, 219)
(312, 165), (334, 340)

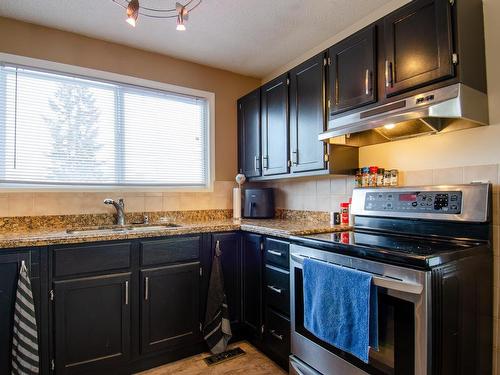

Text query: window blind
(0, 64), (209, 187)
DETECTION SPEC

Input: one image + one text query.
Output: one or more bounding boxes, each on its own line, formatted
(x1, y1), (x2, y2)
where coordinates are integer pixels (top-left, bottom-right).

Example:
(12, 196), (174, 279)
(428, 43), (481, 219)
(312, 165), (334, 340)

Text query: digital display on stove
(399, 194), (417, 201)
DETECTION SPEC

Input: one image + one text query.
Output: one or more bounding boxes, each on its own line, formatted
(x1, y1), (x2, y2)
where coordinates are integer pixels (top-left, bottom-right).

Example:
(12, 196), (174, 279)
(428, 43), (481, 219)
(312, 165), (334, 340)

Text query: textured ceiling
(0, 0), (393, 78)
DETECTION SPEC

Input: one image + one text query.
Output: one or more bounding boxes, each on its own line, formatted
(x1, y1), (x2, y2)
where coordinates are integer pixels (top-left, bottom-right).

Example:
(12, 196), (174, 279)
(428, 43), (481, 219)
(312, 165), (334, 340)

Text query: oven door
(290, 244), (430, 375)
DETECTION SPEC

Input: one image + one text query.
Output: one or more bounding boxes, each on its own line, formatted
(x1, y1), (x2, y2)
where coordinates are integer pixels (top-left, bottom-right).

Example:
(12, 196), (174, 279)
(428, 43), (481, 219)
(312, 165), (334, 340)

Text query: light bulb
(126, 0), (139, 27)
(176, 15), (186, 31)
(384, 123), (396, 130)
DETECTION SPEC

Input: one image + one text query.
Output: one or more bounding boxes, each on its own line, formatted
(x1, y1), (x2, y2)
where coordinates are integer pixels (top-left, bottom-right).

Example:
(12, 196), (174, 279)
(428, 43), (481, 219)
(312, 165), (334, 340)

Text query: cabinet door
(238, 89), (261, 178)
(242, 233), (263, 339)
(0, 252), (30, 375)
(384, 0), (454, 97)
(261, 74), (289, 176)
(140, 262), (200, 354)
(328, 25), (377, 115)
(289, 53), (327, 174)
(53, 273), (131, 375)
(211, 233), (241, 327)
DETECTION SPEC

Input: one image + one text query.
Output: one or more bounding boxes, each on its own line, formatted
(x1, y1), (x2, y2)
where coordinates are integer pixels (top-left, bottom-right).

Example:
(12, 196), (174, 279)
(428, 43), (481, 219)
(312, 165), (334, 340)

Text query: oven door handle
(291, 253), (424, 295)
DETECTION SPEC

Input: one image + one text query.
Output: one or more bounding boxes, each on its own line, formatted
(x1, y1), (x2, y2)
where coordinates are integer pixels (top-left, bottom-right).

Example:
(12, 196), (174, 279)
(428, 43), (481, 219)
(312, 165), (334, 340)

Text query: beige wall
(0, 17), (260, 216)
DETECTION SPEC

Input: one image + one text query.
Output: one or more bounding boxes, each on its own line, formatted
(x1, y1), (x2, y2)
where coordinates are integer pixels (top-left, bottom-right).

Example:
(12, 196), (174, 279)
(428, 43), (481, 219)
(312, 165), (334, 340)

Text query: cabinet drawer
(264, 307), (290, 362)
(141, 235), (201, 266)
(265, 265), (290, 316)
(53, 242), (131, 277)
(264, 238), (289, 269)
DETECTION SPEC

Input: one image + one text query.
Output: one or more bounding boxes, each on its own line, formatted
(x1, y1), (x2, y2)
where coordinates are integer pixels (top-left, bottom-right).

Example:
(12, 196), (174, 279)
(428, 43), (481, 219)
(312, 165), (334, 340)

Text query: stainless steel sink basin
(66, 223), (181, 235)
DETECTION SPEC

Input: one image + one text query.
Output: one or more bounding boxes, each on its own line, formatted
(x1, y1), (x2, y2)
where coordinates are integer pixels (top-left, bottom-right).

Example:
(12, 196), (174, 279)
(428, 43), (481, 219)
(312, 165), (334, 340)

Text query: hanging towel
(203, 241), (232, 354)
(303, 258), (378, 363)
(11, 260), (39, 375)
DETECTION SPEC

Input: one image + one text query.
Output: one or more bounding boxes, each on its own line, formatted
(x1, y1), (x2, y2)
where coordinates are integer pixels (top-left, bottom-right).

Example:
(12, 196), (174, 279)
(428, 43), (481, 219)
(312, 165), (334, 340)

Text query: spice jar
(377, 168), (385, 187)
(384, 169), (392, 186)
(354, 169), (363, 188)
(390, 169), (399, 186)
(369, 166), (378, 187)
(340, 202), (350, 225)
(361, 167), (370, 187)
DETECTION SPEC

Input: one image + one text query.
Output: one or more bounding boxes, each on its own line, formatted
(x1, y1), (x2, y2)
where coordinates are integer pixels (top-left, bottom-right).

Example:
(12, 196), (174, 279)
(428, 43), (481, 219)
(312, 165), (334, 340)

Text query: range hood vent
(319, 84), (489, 147)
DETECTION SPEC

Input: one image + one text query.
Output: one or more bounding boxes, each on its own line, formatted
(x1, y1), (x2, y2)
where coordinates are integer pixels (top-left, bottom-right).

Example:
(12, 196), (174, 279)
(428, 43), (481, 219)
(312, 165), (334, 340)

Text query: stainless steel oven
(290, 244), (430, 375)
(289, 184), (492, 375)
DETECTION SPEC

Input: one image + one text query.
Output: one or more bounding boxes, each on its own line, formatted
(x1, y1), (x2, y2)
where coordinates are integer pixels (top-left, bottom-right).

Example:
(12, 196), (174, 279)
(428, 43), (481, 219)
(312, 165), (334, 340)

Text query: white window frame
(0, 53), (215, 192)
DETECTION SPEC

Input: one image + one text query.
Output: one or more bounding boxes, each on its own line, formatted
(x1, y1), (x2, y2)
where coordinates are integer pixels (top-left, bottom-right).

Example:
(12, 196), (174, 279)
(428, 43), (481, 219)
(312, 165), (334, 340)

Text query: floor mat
(203, 347), (246, 366)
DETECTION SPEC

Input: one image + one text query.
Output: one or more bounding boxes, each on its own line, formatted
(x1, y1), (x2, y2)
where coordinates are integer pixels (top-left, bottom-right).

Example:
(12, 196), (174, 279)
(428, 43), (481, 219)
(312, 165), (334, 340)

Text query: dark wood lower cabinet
(140, 262), (200, 354)
(53, 273), (131, 375)
(242, 233), (263, 339)
(0, 232), (291, 374)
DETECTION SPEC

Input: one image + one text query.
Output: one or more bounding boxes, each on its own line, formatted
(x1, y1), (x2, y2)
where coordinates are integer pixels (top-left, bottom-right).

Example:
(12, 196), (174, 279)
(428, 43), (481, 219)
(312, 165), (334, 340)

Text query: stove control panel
(364, 191), (462, 214)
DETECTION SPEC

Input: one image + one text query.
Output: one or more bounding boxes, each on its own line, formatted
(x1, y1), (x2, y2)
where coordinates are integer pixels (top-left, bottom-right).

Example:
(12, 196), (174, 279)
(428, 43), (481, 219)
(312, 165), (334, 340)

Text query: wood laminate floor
(137, 342), (287, 375)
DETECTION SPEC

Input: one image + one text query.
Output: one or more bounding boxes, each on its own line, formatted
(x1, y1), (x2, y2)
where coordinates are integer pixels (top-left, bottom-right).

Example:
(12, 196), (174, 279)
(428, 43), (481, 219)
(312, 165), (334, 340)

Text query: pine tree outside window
(0, 62), (212, 190)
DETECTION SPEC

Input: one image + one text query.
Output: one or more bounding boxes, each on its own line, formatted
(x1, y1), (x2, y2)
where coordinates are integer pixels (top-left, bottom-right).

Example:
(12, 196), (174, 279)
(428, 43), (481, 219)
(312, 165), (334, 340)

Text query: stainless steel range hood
(319, 83), (489, 147)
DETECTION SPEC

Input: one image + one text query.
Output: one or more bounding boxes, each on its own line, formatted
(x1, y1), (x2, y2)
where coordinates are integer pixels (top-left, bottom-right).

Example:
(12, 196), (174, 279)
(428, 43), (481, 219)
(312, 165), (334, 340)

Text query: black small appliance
(243, 188), (274, 218)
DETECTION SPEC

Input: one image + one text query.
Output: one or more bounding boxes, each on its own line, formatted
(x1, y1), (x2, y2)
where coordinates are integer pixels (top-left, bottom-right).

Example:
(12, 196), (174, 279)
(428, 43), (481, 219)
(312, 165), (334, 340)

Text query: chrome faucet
(104, 198), (126, 226)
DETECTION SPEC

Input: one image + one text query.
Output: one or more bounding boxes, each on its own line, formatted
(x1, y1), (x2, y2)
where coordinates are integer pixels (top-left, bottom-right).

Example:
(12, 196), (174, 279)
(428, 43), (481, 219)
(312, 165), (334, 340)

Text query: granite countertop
(0, 217), (348, 249)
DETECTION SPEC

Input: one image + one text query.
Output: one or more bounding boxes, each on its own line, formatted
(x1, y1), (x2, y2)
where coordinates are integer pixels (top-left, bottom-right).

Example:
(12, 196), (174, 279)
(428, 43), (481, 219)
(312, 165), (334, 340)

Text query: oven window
(294, 268), (415, 375)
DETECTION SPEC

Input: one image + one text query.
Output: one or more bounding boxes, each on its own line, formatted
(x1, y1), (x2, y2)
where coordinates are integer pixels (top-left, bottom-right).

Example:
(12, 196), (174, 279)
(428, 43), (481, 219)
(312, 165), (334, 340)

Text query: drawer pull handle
(268, 250), (283, 257)
(145, 276), (149, 301)
(125, 281), (129, 305)
(270, 329), (283, 341)
(267, 285), (282, 294)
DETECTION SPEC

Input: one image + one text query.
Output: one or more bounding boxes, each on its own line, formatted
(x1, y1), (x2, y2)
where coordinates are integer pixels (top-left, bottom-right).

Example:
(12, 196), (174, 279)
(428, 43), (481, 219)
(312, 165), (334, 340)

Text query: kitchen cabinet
(328, 25), (377, 115)
(238, 89), (261, 178)
(261, 74), (289, 176)
(0, 251), (33, 374)
(53, 272), (131, 375)
(383, 0), (454, 97)
(289, 53), (327, 174)
(211, 233), (242, 331)
(140, 262), (200, 354)
(241, 233), (263, 339)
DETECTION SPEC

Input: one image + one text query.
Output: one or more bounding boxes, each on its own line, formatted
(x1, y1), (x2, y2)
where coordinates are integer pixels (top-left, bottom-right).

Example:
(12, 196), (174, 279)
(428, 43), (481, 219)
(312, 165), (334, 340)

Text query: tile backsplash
(0, 181), (235, 217)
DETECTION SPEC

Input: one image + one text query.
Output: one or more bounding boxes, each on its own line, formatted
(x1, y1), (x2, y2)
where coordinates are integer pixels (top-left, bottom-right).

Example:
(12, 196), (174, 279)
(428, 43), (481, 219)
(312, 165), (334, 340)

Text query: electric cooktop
(292, 230), (486, 269)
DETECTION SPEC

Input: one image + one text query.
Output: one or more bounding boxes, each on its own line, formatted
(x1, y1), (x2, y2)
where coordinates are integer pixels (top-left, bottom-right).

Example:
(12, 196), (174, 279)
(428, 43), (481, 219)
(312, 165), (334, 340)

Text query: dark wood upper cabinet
(140, 262), (200, 354)
(242, 233), (263, 339)
(328, 25), (377, 116)
(261, 74), (289, 176)
(289, 53), (327, 174)
(53, 273), (131, 375)
(238, 89), (261, 178)
(383, 0), (454, 97)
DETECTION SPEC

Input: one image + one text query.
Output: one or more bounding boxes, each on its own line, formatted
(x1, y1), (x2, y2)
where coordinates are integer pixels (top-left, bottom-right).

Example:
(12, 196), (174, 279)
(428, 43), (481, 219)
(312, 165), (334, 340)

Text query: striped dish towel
(11, 260), (39, 375)
(203, 241), (232, 354)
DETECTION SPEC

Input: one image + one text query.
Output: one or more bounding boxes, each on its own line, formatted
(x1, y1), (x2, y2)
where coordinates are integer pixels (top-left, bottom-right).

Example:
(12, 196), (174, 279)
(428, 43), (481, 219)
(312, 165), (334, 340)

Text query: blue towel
(303, 258), (378, 363)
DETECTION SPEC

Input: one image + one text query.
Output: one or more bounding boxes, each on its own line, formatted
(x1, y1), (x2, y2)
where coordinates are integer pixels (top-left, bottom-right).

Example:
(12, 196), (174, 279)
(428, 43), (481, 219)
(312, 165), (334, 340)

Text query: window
(0, 62), (211, 189)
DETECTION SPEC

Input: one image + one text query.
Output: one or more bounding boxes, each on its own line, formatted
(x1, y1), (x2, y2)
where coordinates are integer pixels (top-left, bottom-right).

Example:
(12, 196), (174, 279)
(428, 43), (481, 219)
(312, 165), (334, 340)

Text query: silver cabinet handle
(291, 150), (298, 165)
(334, 78), (339, 105)
(125, 281), (129, 305)
(385, 60), (392, 88)
(268, 250), (283, 257)
(270, 329), (283, 341)
(267, 285), (283, 294)
(365, 69), (371, 95)
(144, 276), (149, 301)
(254, 155), (260, 171)
(262, 156), (269, 170)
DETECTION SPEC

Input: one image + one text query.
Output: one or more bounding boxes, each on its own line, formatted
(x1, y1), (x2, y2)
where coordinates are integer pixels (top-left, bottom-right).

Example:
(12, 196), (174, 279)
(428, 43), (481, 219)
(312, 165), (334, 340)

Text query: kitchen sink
(66, 223), (182, 235)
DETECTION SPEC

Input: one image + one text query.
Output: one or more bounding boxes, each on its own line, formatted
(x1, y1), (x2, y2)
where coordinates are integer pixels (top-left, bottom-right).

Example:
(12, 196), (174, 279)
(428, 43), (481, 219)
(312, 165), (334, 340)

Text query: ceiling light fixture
(126, 0), (139, 27)
(112, 0), (202, 30)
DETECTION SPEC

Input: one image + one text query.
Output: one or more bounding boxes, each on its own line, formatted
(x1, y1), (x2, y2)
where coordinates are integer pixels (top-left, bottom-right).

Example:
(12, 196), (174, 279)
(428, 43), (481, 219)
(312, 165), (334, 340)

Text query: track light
(126, 0), (139, 27)
(176, 14), (186, 31)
